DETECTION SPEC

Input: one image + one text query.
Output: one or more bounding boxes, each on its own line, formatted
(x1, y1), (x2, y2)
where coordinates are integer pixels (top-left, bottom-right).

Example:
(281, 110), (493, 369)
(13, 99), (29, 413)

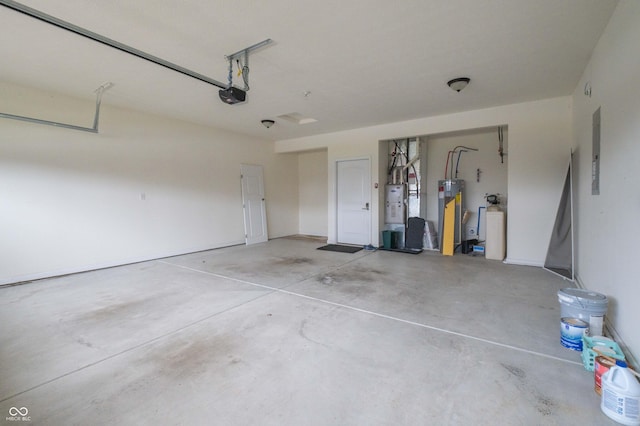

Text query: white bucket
(601, 361), (640, 425)
(558, 288), (608, 336)
(560, 317), (588, 351)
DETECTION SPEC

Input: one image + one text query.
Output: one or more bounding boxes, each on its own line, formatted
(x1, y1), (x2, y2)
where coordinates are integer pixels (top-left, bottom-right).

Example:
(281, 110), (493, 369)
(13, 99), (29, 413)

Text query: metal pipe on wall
(0, 82), (113, 133)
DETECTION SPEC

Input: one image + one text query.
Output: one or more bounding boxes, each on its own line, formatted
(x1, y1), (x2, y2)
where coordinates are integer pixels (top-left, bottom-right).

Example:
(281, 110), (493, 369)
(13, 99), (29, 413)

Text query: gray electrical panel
(592, 107), (600, 195)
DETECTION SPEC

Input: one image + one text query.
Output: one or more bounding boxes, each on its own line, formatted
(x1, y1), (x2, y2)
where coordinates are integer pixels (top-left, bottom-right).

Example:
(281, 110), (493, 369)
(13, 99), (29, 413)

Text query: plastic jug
(601, 360), (640, 425)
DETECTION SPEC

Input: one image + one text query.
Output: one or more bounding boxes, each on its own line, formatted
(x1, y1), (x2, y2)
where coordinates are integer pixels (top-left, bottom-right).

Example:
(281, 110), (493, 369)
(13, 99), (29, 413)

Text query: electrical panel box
(385, 185), (405, 224)
(592, 107), (600, 195)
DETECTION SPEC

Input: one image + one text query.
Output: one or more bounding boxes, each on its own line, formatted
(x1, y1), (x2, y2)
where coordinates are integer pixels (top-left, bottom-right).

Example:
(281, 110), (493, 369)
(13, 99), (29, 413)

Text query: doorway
(240, 164), (268, 245)
(336, 158), (371, 245)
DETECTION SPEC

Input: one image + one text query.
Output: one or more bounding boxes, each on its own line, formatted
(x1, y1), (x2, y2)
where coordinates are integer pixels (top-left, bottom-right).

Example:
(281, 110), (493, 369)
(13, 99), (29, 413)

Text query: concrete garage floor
(0, 238), (616, 425)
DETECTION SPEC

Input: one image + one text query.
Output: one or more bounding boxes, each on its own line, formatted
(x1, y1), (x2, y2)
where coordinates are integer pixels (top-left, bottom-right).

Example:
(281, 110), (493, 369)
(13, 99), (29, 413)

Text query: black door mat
(317, 244), (363, 253)
(378, 247), (423, 254)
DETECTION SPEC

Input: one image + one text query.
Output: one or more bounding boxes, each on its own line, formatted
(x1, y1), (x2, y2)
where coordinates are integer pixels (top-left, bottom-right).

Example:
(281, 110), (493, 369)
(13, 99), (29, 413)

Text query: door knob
(363, 202), (370, 210)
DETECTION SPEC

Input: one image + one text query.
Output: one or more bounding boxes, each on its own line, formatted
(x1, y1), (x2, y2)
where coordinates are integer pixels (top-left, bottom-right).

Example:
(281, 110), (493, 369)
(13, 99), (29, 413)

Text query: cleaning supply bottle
(601, 360), (640, 425)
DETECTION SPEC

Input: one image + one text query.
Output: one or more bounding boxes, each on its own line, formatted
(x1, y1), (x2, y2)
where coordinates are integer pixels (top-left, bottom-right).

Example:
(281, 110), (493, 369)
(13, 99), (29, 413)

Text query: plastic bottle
(601, 360), (640, 425)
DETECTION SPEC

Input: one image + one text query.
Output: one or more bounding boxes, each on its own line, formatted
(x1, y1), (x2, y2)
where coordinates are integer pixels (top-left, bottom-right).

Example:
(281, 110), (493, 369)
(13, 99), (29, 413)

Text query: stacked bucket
(558, 288), (608, 350)
(558, 288), (640, 425)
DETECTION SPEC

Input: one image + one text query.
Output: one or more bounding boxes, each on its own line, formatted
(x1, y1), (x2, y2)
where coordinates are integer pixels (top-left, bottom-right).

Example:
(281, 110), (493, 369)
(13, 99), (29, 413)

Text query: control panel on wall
(592, 107), (600, 196)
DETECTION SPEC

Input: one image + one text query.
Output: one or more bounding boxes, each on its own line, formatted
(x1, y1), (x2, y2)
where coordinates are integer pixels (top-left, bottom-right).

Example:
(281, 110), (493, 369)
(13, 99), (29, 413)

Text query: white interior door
(240, 164), (268, 245)
(337, 159), (371, 245)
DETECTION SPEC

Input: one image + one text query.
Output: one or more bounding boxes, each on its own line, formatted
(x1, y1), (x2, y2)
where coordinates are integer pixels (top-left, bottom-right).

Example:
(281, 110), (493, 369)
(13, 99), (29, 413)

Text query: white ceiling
(0, 0), (618, 141)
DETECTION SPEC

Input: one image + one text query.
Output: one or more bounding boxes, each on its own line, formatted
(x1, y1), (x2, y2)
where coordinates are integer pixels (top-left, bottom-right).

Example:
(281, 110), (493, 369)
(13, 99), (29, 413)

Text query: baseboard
(0, 239), (245, 286)
(575, 275), (639, 371)
(504, 257), (544, 267)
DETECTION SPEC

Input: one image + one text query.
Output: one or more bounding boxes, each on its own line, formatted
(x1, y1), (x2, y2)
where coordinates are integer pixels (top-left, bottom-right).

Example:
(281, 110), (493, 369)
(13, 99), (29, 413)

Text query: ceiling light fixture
(261, 119), (275, 129)
(447, 77), (470, 92)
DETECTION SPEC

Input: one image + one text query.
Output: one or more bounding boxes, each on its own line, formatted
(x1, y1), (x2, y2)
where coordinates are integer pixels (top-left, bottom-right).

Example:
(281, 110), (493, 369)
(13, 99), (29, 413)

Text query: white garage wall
(298, 150), (328, 237)
(571, 0), (639, 364)
(0, 83), (298, 285)
(275, 96), (572, 263)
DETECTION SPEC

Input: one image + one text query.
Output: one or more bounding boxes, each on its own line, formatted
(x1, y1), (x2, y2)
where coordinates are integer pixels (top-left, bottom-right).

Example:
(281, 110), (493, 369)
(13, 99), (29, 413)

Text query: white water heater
(437, 179), (464, 250)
